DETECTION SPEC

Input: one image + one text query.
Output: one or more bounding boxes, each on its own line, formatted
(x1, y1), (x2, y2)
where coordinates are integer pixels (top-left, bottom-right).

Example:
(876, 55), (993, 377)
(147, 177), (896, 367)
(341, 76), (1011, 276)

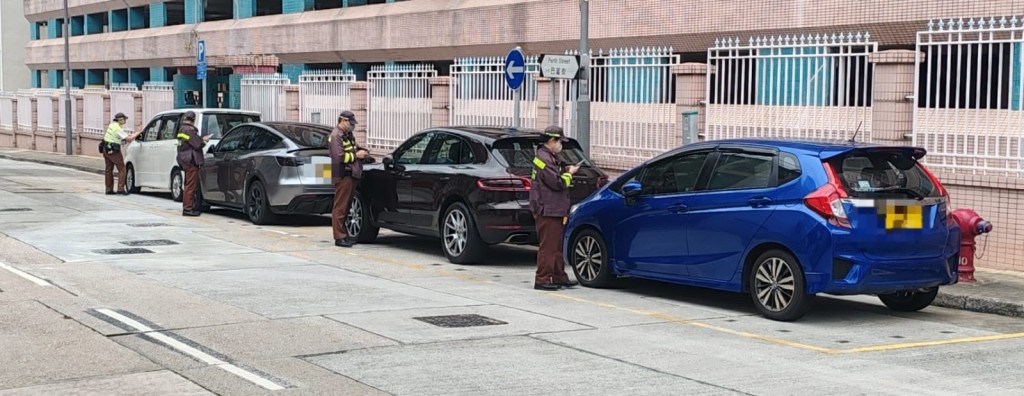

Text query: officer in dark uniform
(176, 111), (208, 216)
(329, 111), (369, 247)
(530, 126), (580, 291)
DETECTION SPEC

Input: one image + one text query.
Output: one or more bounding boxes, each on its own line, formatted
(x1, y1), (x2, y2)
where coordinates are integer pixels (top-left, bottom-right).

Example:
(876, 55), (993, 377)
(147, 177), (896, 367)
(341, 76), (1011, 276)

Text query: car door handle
(400, 173), (411, 179)
(667, 203), (688, 214)
(748, 197), (773, 208)
(438, 176), (450, 182)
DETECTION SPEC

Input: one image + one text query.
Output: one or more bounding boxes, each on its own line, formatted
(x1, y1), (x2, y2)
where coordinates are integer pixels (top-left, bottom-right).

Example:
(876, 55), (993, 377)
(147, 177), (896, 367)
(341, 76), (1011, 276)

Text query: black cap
(338, 110), (357, 125)
(543, 125), (568, 142)
(114, 112), (128, 121)
(183, 111), (196, 121)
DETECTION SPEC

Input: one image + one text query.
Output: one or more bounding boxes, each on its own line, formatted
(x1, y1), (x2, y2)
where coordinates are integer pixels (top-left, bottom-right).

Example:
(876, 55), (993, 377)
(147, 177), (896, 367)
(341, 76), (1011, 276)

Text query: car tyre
(245, 180), (276, 225)
(749, 249), (813, 321)
(569, 229), (617, 288)
(878, 287), (939, 312)
(347, 191), (379, 243)
(170, 169), (184, 202)
(440, 202), (485, 264)
(126, 165), (141, 193)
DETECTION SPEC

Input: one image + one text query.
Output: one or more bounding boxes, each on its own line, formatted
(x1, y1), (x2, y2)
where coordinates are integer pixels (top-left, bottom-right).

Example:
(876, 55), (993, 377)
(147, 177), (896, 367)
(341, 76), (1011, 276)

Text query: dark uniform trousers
(535, 214), (571, 285)
(103, 151), (127, 193)
(332, 176), (356, 240)
(182, 164), (201, 212)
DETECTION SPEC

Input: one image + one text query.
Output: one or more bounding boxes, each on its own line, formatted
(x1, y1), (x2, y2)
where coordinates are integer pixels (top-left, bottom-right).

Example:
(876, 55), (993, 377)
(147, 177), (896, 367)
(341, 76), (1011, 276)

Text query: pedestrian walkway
(1, 147), (1022, 319)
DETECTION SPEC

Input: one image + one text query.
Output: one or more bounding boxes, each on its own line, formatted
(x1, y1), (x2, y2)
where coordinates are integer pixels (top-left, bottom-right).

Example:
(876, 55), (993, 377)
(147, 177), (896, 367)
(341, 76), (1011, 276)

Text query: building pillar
(285, 86), (301, 121)
(47, 19), (60, 39)
(31, 23), (40, 40)
(32, 71), (41, 88)
(350, 81), (369, 148)
(429, 77), (451, 129)
(235, 0), (256, 19)
(28, 97), (39, 150)
(49, 70), (62, 88)
(184, 0), (204, 24)
(150, 2), (167, 27)
(536, 77), (557, 127)
(672, 63), (711, 143)
(869, 50), (923, 143)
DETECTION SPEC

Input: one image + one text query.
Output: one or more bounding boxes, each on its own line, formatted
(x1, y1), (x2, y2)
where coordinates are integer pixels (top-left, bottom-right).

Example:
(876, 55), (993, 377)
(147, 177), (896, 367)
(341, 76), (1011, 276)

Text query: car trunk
(823, 147), (950, 260)
(492, 137), (603, 205)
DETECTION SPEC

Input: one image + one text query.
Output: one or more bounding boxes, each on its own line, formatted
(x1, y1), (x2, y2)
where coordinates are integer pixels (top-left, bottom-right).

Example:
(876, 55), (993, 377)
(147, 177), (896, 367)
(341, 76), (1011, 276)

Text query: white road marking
(0, 261), (51, 286)
(95, 308), (285, 390)
(263, 229), (289, 235)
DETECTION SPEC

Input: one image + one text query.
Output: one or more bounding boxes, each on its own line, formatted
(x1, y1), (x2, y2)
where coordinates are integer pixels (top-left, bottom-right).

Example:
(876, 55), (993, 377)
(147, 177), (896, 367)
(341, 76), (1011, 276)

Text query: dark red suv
(347, 126), (609, 264)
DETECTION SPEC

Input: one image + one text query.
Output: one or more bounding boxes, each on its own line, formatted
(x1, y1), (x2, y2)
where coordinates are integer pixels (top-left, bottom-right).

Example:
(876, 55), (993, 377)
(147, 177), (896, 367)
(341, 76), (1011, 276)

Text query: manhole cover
(0, 208), (32, 212)
(120, 239), (179, 247)
(127, 223), (170, 228)
(92, 248), (155, 255)
(413, 314), (508, 328)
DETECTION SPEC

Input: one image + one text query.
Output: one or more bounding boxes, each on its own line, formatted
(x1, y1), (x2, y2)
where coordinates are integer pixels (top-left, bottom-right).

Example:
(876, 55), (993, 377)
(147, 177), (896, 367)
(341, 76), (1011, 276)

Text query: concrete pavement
(3, 147), (1022, 319)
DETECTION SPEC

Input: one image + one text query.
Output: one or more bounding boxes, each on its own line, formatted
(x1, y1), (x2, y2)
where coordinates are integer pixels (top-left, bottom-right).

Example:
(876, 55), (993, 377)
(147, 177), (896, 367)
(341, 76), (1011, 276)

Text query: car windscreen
(269, 124), (332, 148)
(203, 113), (261, 139)
(828, 151), (942, 200)
(493, 137), (588, 168)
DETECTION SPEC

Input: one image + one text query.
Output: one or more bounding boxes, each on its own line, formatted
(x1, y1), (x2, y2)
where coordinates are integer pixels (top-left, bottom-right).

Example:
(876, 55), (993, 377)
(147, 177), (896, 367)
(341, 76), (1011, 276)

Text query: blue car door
(612, 150), (714, 277)
(681, 146), (780, 283)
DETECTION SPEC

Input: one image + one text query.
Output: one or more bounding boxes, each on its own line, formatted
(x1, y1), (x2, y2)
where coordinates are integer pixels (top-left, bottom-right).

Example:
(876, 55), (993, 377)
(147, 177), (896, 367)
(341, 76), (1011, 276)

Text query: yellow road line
(833, 332), (1024, 354)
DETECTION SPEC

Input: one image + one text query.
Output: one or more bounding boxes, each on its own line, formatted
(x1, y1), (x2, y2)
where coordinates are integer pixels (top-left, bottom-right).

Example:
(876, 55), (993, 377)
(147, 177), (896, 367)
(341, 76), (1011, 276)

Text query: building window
(166, 1), (186, 26)
(314, 0), (343, 10)
(255, 0), (283, 16)
(204, 0), (234, 22)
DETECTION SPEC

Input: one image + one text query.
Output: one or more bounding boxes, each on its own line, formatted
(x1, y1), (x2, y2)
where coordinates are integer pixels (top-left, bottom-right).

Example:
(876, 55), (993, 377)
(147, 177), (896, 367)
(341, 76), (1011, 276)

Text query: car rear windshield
(828, 151), (942, 199)
(203, 113), (260, 139)
(493, 137), (587, 168)
(268, 123), (332, 148)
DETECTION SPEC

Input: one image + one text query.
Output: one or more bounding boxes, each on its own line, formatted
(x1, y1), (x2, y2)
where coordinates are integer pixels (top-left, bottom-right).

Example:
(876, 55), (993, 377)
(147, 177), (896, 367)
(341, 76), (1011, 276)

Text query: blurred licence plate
(884, 202), (923, 230)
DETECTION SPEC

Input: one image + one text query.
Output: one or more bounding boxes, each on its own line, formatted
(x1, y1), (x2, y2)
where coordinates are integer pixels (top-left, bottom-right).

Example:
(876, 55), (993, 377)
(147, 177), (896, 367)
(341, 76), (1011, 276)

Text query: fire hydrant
(951, 209), (993, 282)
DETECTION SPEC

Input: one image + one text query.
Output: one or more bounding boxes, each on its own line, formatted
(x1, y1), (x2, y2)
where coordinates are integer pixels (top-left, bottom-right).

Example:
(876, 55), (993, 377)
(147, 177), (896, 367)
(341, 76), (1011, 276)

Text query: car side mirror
(622, 181), (643, 198)
(382, 155), (393, 167)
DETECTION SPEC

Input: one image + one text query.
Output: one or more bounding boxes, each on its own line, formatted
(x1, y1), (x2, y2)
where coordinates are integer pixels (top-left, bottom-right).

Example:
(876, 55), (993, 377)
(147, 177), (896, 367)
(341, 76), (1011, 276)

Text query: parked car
(199, 121), (338, 224)
(346, 126), (610, 264)
(563, 139), (961, 321)
(124, 109), (261, 201)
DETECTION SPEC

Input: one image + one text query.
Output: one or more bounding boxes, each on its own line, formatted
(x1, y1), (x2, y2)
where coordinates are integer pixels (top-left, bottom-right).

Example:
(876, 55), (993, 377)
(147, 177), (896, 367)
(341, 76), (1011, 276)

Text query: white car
(124, 109), (261, 201)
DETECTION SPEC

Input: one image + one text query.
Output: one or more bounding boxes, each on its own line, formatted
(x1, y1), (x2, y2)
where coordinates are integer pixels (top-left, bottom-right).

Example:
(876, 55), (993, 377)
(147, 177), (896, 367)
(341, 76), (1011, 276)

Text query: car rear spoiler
(818, 145), (927, 161)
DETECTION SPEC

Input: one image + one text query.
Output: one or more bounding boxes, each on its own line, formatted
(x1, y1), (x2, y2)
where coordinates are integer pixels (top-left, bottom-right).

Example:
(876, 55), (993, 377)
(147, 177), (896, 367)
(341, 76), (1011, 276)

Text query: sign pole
(513, 89), (521, 128)
(63, 0), (73, 155)
(577, 0), (591, 157)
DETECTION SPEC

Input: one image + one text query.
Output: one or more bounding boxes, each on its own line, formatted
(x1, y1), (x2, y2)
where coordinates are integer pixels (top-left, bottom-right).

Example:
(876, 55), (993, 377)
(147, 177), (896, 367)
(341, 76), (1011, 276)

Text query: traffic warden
(330, 111), (369, 248)
(530, 125), (581, 291)
(100, 112), (142, 195)
(175, 111), (209, 216)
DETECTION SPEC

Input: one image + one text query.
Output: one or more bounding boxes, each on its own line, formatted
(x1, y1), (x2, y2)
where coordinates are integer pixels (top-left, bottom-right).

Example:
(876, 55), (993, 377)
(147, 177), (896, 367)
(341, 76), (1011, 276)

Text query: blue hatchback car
(564, 139), (961, 321)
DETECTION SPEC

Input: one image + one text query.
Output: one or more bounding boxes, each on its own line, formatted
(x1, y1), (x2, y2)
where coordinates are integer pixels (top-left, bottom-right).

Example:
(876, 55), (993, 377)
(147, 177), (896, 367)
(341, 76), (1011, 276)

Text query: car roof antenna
(848, 121), (863, 144)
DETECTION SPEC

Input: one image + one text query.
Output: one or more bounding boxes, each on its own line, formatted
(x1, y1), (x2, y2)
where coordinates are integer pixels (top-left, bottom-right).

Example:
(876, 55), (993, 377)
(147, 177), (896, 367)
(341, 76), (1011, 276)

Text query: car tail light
(917, 162), (952, 217)
(276, 156), (306, 167)
(804, 162), (851, 228)
(477, 177), (531, 192)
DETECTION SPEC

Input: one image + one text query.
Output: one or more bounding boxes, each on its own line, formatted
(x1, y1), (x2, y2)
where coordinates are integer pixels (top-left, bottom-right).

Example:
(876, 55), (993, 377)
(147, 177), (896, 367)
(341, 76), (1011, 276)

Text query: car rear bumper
(808, 252), (960, 295)
(474, 202), (537, 245)
(269, 184), (334, 215)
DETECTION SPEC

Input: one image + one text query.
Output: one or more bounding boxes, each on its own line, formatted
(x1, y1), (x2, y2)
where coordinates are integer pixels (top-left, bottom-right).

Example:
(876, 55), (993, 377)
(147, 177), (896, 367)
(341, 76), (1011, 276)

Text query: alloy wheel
(753, 257), (796, 312)
(247, 185), (264, 220)
(443, 209), (468, 256)
(346, 197), (363, 237)
(172, 172), (183, 200)
(573, 235), (602, 282)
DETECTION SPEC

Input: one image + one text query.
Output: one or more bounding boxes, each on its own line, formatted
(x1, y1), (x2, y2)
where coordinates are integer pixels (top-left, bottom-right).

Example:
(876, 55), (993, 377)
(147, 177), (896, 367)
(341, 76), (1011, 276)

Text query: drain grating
(120, 239), (179, 247)
(126, 223), (170, 228)
(92, 248), (155, 255)
(0, 208), (32, 212)
(413, 314), (508, 328)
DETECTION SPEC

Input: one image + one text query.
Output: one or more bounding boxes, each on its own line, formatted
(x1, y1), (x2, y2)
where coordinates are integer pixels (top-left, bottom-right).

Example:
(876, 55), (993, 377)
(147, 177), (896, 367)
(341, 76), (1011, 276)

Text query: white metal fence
(367, 64), (437, 153)
(914, 17), (1024, 176)
(450, 56), (540, 128)
(299, 70), (356, 126)
(83, 87), (106, 135)
(241, 74), (290, 122)
(707, 33), (877, 142)
(35, 89), (56, 134)
(0, 92), (15, 130)
(110, 84), (138, 133)
(562, 47), (681, 170)
(17, 90), (34, 131)
(58, 89), (80, 136)
(142, 82), (175, 124)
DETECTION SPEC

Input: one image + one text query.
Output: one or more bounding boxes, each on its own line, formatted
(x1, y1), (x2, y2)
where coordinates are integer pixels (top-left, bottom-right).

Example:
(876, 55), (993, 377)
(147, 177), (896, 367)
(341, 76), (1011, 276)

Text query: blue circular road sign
(504, 48), (526, 90)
